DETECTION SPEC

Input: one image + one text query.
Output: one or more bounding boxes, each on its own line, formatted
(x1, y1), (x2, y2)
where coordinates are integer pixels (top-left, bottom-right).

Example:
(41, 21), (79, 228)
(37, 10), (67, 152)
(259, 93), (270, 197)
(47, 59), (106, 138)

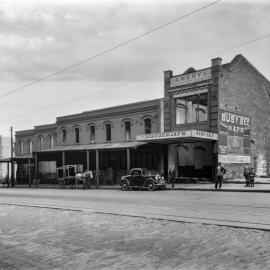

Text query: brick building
(14, 54), (270, 184)
(137, 54), (270, 179)
(15, 99), (166, 184)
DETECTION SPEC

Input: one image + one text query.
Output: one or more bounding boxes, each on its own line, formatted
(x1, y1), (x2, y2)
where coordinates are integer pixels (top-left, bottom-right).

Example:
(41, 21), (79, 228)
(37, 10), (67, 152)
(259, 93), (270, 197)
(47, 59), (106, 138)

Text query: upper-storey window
(62, 129), (67, 144)
(90, 126), (95, 143)
(124, 121), (131, 141)
(176, 93), (208, 124)
(28, 140), (32, 153)
(38, 136), (44, 150)
(19, 141), (24, 155)
(49, 136), (54, 148)
(75, 127), (80, 144)
(144, 118), (152, 134)
(106, 123), (111, 142)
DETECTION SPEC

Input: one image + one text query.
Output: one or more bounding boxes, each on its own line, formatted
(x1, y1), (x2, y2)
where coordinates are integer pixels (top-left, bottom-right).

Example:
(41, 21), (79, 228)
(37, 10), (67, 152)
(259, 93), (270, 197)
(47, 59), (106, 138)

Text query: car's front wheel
(121, 180), (129, 191)
(147, 181), (155, 191)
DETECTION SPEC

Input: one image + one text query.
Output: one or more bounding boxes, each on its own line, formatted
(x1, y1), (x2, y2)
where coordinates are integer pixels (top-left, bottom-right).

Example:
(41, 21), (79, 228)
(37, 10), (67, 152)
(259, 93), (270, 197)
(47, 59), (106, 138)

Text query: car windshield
(141, 169), (152, 176)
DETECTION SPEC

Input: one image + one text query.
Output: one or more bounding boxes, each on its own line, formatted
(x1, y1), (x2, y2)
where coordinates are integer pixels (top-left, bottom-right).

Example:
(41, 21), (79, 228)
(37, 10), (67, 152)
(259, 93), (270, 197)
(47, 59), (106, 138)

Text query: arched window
(124, 121), (131, 140)
(106, 123), (111, 141)
(38, 137), (44, 150)
(62, 129), (67, 144)
(49, 136), (54, 148)
(90, 126), (95, 143)
(75, 127), (80, 143)
(144, 118), (152, 134)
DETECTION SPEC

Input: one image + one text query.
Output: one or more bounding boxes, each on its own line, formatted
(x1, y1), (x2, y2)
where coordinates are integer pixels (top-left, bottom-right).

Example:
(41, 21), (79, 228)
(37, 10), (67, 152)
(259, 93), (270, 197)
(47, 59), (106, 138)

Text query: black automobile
(119, 168), (166, 191)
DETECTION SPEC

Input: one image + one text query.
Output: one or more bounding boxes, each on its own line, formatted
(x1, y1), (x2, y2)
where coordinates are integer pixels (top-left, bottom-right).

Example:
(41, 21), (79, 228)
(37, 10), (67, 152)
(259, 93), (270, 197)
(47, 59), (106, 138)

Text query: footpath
(2, 177), (270, 192)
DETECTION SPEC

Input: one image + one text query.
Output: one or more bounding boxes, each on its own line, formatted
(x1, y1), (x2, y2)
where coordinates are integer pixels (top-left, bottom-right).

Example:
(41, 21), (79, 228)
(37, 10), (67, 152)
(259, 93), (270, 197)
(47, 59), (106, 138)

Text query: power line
(0, 0), (222, 99)
(1, 31), (270, 122)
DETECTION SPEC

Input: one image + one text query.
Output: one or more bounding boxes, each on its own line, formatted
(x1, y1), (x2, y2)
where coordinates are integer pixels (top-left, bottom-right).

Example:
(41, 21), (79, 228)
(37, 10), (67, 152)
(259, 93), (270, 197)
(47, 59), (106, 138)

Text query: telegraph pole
(10, 126), (15, 187)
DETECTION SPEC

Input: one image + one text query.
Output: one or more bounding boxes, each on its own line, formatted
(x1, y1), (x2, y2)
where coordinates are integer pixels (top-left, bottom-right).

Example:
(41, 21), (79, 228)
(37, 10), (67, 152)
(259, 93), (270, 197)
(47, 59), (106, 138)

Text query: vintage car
(119, 168), (166, 191)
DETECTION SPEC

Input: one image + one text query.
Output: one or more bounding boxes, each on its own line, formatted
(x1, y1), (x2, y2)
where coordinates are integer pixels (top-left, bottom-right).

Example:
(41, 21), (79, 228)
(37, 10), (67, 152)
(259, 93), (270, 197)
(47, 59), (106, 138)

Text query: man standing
(215, 162), (226, 190)
(169, 165), (176, 188)
(243, 164), (250, 186)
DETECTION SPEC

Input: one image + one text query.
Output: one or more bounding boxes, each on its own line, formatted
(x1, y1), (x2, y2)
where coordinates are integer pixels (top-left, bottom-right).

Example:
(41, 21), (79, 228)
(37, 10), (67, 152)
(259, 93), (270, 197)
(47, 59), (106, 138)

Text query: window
(62, 129), (67, 144)
(38, 137), (44, 150)
(90, 126), (95, 143)
(124, 121), (131, 140)
(75, 127), (80, 143)
(19, 141), (23, 155)
(106, 123), (111, 141)
(144, 118), (152, 134)
(49, 136), (54, 148)
(175, 93), (208, 124)
(28, 140), (32, 153)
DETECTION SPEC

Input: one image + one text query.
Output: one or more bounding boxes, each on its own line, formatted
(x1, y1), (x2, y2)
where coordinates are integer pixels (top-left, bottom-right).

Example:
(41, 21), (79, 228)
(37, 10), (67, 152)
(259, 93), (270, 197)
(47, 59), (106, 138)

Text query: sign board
(218, 109), (251, 163)
(170, 68), (211, 87)
(136, 130), (218, 141)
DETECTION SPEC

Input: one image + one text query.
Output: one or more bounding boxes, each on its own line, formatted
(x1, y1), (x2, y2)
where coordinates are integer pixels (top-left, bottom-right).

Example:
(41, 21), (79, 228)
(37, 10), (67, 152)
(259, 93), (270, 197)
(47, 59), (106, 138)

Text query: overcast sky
(0, 0), (269, 136)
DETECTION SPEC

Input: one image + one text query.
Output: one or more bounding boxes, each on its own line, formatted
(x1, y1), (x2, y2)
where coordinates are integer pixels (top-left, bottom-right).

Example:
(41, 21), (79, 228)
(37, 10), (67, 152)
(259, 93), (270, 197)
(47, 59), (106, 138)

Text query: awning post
(126, 148), (130, 174)
(28, 158), (32, 188)
(62, 151), (65, 166)
(34, 152), (38, 181)
(95, 149), (99, 188)
(86, 150), (90, 171)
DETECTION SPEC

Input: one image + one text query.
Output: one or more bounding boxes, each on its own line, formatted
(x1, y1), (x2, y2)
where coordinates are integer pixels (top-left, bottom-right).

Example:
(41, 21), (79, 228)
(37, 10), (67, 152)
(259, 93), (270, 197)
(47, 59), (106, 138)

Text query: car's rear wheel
(121, 180), (129, 191)
(147, 181), (155, 191)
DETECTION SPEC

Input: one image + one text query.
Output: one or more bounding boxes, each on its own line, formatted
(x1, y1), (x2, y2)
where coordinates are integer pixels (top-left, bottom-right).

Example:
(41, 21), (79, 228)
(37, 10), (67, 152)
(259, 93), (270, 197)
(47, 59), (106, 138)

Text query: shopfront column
(95, 149), (99, 188)
(168, 144), (178, 176)
(126, 148), (130, 174)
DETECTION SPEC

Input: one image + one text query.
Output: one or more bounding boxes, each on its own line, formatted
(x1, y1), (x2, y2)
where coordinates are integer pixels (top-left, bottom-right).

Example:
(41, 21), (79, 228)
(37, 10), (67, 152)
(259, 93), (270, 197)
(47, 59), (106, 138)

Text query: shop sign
(191, 130), (218, 140)
(170, 68), (211, 87)
(218, 154), (250, 164)
(219, 109), (251, 163)
(136, 130), (218, 141)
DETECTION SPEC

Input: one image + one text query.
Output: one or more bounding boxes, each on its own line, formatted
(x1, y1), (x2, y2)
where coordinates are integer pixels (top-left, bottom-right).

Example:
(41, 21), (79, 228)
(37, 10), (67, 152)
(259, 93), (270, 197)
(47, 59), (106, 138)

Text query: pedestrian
(169, 165), (176, 188)
(249, 168), (255, 187)
(243, 164), (250, 186)
(215, 162), (226, 190)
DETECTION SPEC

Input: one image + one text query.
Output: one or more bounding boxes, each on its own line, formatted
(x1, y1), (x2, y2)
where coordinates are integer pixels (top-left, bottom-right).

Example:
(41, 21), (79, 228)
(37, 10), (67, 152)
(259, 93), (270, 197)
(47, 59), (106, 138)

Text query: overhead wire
(0, 0), (221, 99)
(2, 32), (270, 122)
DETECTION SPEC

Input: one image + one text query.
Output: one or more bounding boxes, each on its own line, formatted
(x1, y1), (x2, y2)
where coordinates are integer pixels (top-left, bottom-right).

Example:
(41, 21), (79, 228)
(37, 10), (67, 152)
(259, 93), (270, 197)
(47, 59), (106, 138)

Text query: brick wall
(219, 55), (270, 177)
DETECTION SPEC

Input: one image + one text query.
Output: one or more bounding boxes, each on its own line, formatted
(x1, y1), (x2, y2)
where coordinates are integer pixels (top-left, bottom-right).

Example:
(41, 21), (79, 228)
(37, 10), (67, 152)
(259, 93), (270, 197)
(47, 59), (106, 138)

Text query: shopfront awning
(136, 129), (218, 143)
(0, 156), (33, 163)
(35, 141), (148, 153)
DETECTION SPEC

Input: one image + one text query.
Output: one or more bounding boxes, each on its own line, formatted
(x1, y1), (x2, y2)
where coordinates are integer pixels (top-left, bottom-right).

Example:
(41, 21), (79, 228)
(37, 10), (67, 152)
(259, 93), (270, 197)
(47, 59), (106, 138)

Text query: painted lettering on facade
(170, 68), (211, 87)
(136, 130), (218, 141)
(219, 109), (251, 163)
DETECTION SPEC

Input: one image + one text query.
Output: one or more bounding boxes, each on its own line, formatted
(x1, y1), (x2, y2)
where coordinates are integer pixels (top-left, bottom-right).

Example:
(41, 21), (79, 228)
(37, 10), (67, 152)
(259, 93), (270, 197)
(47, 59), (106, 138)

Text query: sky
(0, 0), (270, 136)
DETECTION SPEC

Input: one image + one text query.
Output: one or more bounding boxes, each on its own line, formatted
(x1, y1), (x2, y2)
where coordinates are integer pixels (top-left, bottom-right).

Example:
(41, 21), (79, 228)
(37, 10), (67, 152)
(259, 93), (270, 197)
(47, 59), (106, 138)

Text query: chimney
(211, 57), (222, 67)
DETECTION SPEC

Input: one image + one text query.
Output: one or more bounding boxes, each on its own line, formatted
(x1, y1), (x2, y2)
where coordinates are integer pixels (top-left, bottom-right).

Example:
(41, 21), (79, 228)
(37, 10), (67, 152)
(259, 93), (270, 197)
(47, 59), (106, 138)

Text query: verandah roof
(34, 141), (148, 153)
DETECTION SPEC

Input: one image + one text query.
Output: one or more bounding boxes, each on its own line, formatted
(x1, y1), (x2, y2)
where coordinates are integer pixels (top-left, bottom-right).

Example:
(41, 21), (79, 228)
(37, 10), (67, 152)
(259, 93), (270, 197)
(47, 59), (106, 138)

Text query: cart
(56, 165), (79, 188)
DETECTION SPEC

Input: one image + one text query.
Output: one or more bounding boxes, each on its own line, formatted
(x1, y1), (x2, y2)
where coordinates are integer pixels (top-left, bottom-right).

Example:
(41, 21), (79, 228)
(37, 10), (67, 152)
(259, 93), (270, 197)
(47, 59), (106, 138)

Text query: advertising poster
(218, 109), (251, 163)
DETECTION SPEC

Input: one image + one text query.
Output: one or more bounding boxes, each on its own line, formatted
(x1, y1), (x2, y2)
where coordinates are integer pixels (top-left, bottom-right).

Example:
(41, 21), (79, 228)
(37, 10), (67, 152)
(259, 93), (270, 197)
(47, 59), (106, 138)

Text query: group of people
(243, 165), (255, 187)
(168, 162), (256, 189)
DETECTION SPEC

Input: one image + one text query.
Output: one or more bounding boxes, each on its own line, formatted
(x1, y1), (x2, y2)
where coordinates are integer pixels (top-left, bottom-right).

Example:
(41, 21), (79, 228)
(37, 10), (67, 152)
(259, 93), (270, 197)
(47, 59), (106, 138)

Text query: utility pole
(10, 126), (15, 187)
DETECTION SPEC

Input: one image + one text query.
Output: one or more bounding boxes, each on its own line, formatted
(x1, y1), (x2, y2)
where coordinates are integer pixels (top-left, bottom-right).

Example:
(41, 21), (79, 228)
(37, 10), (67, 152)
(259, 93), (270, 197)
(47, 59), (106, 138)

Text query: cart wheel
(58, 180), (65, 188)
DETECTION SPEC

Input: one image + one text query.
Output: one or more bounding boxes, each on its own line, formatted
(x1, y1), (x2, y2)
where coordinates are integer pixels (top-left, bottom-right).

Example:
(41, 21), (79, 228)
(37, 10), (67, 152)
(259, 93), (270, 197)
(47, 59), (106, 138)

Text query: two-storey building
(137, 54), (270, 179)
(15, 99), (166, 184)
